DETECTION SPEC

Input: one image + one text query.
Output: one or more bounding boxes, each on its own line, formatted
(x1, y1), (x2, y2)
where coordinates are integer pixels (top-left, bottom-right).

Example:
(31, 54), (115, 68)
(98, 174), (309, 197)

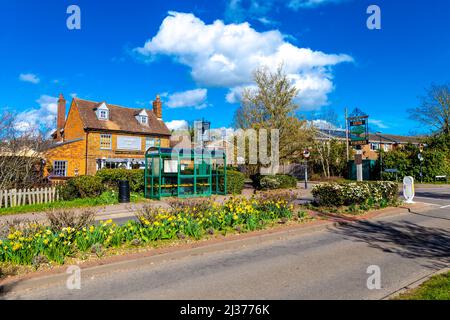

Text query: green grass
(395, 272), (450, 300)
(0, 191), (147, 216)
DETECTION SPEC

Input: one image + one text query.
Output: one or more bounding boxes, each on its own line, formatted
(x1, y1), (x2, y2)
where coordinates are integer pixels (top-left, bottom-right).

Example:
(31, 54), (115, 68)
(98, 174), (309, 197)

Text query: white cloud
(370, 119), (389, 129)
(166, 120), (189, 131)
(135, 12), (352, 109)
(310, 119), (337, 130)
(15, 95), (58, 132)
(166, 88), (208, 109)
(19, 73), (40, 84)
(288, 0), (346, 10)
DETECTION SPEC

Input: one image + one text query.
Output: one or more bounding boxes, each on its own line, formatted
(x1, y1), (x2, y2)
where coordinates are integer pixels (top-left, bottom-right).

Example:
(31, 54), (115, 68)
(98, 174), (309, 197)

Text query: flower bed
(0, 192), (298, 266)
(311, 181), (399, 208)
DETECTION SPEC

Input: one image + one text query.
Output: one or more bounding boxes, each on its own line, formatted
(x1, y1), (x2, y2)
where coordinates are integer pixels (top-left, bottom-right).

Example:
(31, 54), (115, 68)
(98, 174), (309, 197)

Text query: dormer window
(135, 110), (149, 125)
(99, 110), (108, 120)
(96, 102), (109, 121)
(139, 115), (148, 124)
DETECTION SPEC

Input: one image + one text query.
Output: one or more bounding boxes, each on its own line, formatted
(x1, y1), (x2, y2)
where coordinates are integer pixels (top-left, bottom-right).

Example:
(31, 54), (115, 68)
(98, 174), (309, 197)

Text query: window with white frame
(370, 143), (380, 151)
(96, 103), (110, 120)
(99, 110), (109, 120)
(100, 134), (112, 150)
(139, 115), (148, 124)
(146, 137), (155, 150)
(53, 161), (67, 177)
(384, 144), (391, 152)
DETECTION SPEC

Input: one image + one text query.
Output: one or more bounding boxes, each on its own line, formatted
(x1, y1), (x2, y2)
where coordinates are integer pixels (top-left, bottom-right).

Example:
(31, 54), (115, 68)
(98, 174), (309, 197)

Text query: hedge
(60, 168), (245, 200)
(218, 169), (245, 195)
(58, 176), (105, 201)
(311, 181), (398, 207)
(382, 148), (450, 183)
(252, 174), (297, 190)
(96, 169), (144, 192)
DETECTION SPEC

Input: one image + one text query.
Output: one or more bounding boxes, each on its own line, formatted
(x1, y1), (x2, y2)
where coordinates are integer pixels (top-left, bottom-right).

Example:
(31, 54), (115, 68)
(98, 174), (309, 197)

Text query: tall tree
(408, 84), (450, 136)
(233, 66), (313, 172)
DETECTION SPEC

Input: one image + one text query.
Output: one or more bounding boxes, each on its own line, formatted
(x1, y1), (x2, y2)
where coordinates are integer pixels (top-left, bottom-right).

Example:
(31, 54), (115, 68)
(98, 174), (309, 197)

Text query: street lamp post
(303, 149), (311, 189)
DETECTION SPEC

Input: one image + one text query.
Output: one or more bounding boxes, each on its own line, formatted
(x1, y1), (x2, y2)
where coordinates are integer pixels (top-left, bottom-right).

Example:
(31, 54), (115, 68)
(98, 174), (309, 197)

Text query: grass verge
(395, 271), (450, 300)
(0, 192), (147, 216)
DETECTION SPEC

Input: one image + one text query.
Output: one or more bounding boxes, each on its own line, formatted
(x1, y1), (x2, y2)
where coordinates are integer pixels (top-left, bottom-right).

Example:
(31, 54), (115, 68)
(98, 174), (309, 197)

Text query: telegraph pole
(345, 107), (349, 162)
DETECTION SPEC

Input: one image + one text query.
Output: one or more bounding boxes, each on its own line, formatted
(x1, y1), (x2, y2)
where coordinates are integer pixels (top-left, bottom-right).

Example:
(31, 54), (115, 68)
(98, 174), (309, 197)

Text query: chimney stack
(152, 95), (162, 120)
(57, 93), (66, 140)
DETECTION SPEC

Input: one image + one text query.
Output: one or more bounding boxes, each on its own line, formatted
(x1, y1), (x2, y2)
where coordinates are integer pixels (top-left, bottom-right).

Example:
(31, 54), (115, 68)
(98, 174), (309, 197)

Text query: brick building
(316, 128), (421, 160)
(46, 94), (171, 179)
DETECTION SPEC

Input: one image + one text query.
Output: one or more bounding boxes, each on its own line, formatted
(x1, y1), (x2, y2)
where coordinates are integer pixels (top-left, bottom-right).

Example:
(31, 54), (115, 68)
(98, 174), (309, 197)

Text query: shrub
(382, 147), (450, 183)
(312, 181), (398, 207)
(96, 169), (144, 192)
(252, 174), (297, 190)
(217, 169), (245, 195)
(58, 176), (105, 200)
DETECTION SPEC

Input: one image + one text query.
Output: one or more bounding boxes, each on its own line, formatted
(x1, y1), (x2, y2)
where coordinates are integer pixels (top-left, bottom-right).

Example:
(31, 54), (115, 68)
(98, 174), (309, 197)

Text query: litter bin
(118, 180), (130, 203)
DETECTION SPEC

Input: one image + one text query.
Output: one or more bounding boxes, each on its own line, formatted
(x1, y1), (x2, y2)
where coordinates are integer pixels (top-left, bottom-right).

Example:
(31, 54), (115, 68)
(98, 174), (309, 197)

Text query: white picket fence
(0, 187), (59, 208)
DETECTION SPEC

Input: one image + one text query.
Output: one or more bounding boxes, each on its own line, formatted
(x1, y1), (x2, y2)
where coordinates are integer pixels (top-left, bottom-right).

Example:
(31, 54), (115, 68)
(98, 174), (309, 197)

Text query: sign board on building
(117, 136), (141, 151)
(348, 108), (369, 147)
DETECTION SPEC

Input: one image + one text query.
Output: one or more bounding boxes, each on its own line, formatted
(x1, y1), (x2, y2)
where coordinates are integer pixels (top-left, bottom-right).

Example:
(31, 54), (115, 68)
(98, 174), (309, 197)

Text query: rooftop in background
(73, 98), (171, 136)
(316, 128), (422, 145)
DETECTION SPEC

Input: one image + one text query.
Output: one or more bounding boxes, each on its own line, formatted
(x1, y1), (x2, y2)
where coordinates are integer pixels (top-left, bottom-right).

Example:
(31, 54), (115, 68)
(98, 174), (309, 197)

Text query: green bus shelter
(144, 147), (227, 199)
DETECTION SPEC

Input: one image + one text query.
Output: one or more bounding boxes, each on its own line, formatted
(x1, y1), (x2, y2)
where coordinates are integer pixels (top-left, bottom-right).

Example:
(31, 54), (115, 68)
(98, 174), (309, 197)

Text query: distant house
(46, 94), (171, 179)
(315, 128), (421, 160)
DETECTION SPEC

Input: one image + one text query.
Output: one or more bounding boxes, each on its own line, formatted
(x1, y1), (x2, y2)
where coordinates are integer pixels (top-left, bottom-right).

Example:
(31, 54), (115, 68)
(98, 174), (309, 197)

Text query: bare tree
(233, 66), (314, 173)
(0, 111), (50, 190)
(408, 84), (450, 136)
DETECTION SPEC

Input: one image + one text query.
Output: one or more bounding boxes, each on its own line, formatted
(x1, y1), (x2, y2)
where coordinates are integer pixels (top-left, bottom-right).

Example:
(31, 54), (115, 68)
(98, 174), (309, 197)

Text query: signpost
(403, 176), (415, 204)
(347, 108), (369, 181)
(303, 149), (310, 189)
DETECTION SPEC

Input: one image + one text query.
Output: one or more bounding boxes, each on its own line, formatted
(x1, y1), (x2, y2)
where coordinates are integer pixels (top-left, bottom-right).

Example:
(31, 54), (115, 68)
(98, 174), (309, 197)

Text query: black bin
(118, 180), (130, 203)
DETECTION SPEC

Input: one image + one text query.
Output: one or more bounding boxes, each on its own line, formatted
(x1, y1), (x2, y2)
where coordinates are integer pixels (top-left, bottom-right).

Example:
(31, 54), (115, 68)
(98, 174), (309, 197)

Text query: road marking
(415, 201), (442, 207)
(440, 205), (450, 209)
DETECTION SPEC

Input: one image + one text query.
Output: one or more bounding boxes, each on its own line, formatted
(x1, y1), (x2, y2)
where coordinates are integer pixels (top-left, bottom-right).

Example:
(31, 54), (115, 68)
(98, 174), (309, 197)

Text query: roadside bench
(435, 175), (448, 183)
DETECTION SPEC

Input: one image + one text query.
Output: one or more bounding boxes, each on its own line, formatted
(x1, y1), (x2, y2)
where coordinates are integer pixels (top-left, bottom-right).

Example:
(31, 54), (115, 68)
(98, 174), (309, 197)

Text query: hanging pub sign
(348, 108), (369, 146)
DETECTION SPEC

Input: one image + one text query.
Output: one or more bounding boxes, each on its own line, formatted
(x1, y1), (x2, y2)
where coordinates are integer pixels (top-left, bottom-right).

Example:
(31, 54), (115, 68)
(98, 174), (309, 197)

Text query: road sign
(348, 108), (369, 146)
(403, 176), (415, 204)
(303, 149), (311, 159)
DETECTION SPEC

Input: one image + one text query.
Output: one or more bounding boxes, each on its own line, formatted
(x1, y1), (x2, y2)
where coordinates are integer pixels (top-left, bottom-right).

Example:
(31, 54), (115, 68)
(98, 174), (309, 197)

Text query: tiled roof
(73, 98), (171, 136)
(316, 129), (422, 144)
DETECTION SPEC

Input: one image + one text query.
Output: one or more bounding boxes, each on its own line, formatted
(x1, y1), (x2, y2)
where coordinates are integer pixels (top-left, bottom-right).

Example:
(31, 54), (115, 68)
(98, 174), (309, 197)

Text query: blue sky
(0, 0), (449, 135)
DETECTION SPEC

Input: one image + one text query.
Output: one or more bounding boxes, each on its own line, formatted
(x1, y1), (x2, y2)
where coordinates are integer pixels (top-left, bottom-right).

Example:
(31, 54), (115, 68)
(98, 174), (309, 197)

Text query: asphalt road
(2, 186), (450, 300)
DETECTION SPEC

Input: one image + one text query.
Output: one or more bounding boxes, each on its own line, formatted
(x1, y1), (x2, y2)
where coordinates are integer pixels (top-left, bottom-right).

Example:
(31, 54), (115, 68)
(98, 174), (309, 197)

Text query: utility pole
(376, 132), (383, 180)
(345, 107), (349, 162)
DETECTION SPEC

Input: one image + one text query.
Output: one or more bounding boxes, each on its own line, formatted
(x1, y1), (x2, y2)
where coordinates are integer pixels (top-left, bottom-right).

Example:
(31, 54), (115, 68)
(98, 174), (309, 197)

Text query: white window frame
(99, 110), (109, 120)
(100, 134), (112, 150)
(53, 160), (67, 177)
(146, 137), (155, 150)
(140, 115), (148, 124)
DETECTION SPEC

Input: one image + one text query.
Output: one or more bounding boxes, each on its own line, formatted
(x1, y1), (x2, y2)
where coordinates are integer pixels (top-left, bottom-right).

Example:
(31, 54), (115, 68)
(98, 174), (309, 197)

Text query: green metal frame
(144, 147), (227, 200)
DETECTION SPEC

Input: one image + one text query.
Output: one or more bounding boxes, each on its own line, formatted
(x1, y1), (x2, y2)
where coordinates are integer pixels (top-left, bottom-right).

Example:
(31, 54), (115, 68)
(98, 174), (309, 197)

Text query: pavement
(1, 185), (449, 300)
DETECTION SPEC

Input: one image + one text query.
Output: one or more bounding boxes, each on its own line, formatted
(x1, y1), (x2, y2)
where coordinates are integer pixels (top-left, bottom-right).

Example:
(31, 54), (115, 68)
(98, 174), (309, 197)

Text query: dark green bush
(59, 176), (105, 200)
(217, 169), (245, 195)
(96, 169), (144, 192)
(382, 147), (450, 183)
(252, 174), (297, 190)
